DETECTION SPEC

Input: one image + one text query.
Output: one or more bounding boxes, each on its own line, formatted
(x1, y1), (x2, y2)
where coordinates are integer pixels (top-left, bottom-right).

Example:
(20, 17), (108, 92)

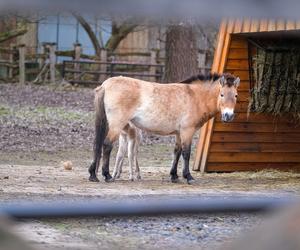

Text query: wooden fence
(62, 60), (164, 84)
(0, 42), (211, 84)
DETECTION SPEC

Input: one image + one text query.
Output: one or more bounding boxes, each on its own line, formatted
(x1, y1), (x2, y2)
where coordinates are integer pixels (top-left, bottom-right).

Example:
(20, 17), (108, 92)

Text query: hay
(203, 170), (300, 191)
(205, 169), (300, 180)
(249, 42), (300, 120)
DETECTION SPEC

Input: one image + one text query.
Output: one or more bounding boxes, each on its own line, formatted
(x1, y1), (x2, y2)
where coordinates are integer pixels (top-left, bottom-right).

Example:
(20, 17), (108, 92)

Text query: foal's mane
(180, 73), (236, 87)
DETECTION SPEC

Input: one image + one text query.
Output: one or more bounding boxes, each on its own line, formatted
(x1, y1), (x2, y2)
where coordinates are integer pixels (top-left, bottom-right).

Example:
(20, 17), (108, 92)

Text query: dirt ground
(1, 83), (300, 250)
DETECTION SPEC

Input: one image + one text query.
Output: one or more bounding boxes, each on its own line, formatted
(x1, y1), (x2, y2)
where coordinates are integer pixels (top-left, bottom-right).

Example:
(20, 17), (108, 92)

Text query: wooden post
(100, 49), (107, 82)
(149, 50), (156, 82)
(48, 43), (56, 83)
(193, 20), (229, 172)
(18, 44), (26, 84)
(73, 43), (82, 80)
(198, 52), (206, 74)
(38, 43), (45, 70)
(8, 45), (16, 79)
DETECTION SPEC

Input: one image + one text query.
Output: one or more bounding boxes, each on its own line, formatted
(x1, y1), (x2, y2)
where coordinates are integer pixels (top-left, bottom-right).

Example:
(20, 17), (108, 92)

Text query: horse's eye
(220, 94), (224, 97)
(235, 94), (238, 98)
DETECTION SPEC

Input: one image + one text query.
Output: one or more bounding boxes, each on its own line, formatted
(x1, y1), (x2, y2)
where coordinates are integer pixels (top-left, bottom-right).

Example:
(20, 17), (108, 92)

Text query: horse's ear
(234, 77), (240, 88)
(219, 76), (226, 87)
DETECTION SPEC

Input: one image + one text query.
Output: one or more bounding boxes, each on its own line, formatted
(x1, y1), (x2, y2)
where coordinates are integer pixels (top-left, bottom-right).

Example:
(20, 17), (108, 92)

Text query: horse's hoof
(187, 178), (196, 185)
(103, 173), (113, 182)
(89, 175), (99, 182)
(185, 174), (195, 185)
(170, 175), (179, 183)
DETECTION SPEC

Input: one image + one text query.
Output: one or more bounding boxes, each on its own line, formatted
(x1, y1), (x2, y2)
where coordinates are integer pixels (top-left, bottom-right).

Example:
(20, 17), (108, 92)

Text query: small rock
(3, 176), (9, 179)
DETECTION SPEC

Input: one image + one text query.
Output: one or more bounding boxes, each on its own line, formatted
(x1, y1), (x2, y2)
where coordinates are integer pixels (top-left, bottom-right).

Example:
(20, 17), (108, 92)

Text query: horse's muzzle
(221, 109), (235, 122)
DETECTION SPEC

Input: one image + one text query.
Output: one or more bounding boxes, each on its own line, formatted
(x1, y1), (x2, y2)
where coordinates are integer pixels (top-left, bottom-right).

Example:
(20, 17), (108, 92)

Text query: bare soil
(1, 83), (300, 250)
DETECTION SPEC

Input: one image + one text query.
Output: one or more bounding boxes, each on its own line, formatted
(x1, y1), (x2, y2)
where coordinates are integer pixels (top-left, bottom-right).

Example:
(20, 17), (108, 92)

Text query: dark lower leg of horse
(88, 160), (99, 182)
(135, 158), (141, 180)
(182, 144), (194, 184)
(102, 140), (113, 182)
(170, 144), (182, 183)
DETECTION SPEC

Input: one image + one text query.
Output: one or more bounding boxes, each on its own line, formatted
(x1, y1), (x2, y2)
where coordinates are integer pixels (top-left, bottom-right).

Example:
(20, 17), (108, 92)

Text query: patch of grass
(13, 105), (93, 123)
(51, 222), (70, 231)
(0, 105), (10, 116)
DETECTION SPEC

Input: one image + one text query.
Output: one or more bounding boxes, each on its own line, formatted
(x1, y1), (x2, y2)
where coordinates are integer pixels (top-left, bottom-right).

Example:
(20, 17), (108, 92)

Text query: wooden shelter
(193, 19), (300, 172)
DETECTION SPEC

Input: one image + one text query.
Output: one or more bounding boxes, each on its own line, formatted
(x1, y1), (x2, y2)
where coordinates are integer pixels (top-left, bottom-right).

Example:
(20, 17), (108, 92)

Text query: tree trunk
(105, 22), (137, 51)
(72, 13), (102, 59)
(164, 25), (198, 82)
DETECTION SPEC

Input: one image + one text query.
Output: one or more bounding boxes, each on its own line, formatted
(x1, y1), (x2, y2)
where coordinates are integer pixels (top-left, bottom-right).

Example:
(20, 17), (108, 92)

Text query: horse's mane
(180, 73), (236, 87)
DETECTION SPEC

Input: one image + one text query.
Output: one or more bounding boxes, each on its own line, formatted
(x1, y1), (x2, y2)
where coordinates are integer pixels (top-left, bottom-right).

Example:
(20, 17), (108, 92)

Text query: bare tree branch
(72, 12), (102, 58)
(0, 28), (27, 43)
(105, 21), (137, 51)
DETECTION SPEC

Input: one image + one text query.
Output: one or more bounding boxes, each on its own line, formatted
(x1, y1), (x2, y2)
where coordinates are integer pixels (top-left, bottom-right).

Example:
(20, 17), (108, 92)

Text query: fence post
(18, 44), (26, 84)
(100, 49), (107, 82)
(8, 45), (15, 79)
(48, 43), (56, 83)
(150, 50), (156, 82)
(73, 43), (82, 80)
(38, 43), (45, 70)
(198, 52), (206, 74)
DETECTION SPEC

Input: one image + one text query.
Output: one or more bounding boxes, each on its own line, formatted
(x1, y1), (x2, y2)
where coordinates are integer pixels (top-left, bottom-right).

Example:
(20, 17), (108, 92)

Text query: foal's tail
(88, 86), (108, 182)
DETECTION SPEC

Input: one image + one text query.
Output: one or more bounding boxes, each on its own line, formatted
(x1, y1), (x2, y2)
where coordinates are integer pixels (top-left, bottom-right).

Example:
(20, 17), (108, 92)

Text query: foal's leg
(170, 134), (182, 183)
(126, 124), (140, 181)
(112, 133), (127, 180)
(127, 137), (135, 181)
(180, 128), (196, 184)
(134, 129), (142, 180)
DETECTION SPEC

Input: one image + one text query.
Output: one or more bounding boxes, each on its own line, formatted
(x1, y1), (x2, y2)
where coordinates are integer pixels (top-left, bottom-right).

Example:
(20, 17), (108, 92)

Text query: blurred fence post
(18, 44), (25, 84)
(198, 52), (206, 74)
(38, 44), (45, 70)
(150, 50), (156, 82)
(48, 43), (56, 83)
(73, 43), (82, 80)
(8, 45), (15, 79)
(100, 49), (107, 82)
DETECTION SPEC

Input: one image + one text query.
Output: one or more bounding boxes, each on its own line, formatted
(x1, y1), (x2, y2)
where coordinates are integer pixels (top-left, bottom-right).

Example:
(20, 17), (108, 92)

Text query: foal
(111, 123), (142, 181)
(89, 73), (240, 184)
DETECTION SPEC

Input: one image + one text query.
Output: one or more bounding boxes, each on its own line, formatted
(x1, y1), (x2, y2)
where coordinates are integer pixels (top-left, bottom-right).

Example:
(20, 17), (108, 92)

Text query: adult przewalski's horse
(89, 73), (240, 184)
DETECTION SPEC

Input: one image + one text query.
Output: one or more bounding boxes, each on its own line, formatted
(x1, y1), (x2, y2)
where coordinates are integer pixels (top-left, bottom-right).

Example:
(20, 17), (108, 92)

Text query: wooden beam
(200, 118), (215, 172)
(18, 45), (25, 84)
(210, 142), (300, 153)
(206, 162), (300, 172)
(208, 152), (300, 162)
(193, 20), (228, 172)
(47, 43), (56, 83)
(192, 122), (208, 171)
(194, 19), (236, 172)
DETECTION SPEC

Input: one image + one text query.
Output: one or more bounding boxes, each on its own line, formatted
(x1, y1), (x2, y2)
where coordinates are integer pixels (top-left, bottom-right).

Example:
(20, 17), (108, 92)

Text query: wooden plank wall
(206, 35), (300, 172)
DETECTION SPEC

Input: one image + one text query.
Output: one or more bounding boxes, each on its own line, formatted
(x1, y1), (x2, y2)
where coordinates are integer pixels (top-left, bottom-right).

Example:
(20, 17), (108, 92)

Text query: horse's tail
(88, 86), (108, 181)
